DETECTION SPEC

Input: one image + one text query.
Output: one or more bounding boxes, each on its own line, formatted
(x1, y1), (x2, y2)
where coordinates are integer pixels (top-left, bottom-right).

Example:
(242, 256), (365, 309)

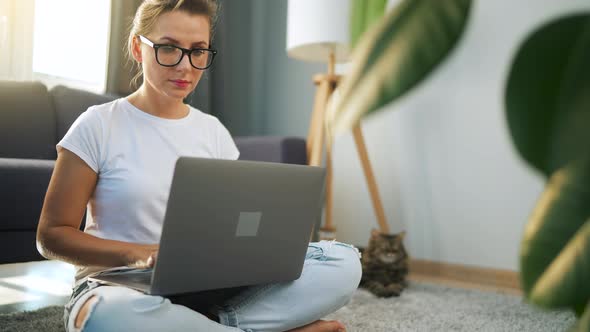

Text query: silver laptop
(89, 156), (325, 296)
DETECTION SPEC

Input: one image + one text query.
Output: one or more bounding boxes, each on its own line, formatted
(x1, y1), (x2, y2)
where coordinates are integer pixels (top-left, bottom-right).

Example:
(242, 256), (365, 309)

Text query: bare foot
(286, 320), (346, 332)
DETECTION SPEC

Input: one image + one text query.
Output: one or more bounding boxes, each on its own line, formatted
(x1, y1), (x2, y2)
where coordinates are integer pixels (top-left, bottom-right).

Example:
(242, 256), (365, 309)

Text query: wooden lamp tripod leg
(308, 76), (389, 237)
(307, 74), (338, 240)
(352, 124), (390, 234)
(323, 122), (336, 239)
(307, 77), (332, 167)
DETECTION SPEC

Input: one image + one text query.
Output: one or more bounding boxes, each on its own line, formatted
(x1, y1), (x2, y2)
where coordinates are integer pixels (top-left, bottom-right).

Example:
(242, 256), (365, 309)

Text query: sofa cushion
(50, 85), (117, 142)
(0, 81), (57, 160)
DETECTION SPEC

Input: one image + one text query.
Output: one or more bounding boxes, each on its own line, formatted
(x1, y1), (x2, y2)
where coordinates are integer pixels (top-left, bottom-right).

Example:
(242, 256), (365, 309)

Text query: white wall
(258, 0), (590, 271)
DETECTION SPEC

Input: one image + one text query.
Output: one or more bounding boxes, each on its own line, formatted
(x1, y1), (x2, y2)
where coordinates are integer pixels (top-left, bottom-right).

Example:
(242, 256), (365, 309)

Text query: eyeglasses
(138, 35), (217, 70)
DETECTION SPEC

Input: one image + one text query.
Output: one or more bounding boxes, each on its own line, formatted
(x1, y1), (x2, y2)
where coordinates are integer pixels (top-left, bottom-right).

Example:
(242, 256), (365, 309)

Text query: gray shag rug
(326, 283), (576, 331)
(0, 282), (575, 332)
(0, 306), (63, 332)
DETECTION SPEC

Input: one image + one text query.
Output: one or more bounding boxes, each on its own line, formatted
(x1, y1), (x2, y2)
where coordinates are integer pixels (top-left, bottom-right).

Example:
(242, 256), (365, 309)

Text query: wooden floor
(408, 273), (521, 296)
(408, 259), (522, 296)
(0, 260), (74, 314)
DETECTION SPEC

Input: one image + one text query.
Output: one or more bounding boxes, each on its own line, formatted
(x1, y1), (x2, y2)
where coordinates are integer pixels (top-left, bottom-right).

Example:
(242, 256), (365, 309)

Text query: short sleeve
(215, 119), (240, 160)
(56, 108), (103, 173)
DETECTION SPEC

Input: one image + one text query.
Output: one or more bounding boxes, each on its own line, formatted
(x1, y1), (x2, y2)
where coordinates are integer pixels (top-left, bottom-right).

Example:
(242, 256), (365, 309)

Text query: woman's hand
(126, 244), (159, 268)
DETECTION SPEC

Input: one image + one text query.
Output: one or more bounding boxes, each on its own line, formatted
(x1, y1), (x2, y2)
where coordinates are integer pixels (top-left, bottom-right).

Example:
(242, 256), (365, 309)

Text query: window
(0, 0), (35, 80)
(32, 0), (111, 92)
(0, 16), (6, 47)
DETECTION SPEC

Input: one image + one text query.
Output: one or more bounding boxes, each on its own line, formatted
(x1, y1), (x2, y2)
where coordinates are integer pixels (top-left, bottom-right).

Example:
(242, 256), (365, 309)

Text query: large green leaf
(520, 158), (590, 314)
(569, 303), (590, 332)
(350, 0), (388, 49)
(505, 15), (590, 177)
(326, 0), (472, 137)
(531, 219), (590, 315)
(350, 0), (368, 50)
(506, 13), (590, 323)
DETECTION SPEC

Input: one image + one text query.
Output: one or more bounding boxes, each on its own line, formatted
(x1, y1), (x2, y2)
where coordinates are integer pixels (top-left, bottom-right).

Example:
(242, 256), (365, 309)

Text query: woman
(36, 1), (361, 331)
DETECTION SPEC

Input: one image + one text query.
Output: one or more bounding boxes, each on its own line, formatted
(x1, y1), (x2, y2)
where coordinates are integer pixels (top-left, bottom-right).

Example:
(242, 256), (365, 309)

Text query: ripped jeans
(63, 241), (362, 332)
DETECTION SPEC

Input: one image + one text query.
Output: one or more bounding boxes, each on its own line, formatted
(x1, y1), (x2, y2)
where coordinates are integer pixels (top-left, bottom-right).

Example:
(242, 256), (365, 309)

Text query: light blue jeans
(64, 241), (362, 332)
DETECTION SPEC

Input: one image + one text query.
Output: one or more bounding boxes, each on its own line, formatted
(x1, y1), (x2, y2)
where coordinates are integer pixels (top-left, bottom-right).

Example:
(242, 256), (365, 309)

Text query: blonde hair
(126, 0), (219, 88)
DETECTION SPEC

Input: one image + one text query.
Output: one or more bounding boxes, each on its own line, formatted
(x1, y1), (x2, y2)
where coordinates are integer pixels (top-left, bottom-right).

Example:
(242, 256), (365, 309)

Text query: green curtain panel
(106, 0), (143, 96)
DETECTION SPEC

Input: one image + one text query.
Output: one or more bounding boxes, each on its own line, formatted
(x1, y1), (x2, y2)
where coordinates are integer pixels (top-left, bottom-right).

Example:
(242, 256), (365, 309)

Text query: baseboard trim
(408, 259), (522, 294)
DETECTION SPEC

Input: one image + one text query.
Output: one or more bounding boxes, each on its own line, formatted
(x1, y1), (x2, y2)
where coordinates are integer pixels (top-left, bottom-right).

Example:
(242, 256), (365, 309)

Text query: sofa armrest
(0, 158), (54, 262)
(0, 158), (55, 231)
(234, 136), (307, 165)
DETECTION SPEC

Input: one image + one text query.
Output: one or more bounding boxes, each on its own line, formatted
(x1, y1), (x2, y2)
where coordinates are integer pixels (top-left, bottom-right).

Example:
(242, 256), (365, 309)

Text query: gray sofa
(0, 81), (307, 263)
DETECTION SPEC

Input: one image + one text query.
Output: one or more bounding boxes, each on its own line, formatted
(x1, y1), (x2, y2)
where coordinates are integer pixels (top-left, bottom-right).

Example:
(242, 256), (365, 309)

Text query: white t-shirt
(57, 98), (239, 282)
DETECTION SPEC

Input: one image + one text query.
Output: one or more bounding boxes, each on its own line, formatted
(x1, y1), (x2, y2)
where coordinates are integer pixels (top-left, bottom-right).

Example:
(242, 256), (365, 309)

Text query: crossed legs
(71, 241), (362, 332)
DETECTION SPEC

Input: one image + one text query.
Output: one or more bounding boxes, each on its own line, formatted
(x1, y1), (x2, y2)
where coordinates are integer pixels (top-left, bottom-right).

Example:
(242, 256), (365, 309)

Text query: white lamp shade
(286, 0), (351, 63)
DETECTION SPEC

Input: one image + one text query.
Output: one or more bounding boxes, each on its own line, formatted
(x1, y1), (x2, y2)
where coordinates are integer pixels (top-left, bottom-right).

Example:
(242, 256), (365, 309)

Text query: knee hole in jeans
(75, 295), (99, 329)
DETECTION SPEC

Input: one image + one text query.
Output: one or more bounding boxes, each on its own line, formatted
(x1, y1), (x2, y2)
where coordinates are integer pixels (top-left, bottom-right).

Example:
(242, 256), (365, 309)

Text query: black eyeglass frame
(138, 35), (217, 70)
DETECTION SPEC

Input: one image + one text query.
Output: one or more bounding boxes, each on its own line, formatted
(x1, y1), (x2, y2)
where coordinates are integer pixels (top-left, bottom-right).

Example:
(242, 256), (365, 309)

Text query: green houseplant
(505, 14), (590, 331)
(326, 0), (590, 330)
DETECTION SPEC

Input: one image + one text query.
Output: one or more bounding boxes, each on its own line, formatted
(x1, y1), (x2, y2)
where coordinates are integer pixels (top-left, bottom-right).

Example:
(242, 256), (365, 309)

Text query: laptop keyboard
(97, 269), (153, 285)
(122, 271), (153, 284)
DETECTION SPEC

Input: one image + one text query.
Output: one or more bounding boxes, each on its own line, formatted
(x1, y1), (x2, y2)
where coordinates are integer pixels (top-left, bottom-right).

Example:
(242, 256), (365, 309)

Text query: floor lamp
(287, 0), (390, 239)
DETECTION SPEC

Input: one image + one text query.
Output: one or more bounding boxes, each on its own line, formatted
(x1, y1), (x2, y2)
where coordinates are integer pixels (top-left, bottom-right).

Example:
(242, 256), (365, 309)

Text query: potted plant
(327, 0), (590, 329)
